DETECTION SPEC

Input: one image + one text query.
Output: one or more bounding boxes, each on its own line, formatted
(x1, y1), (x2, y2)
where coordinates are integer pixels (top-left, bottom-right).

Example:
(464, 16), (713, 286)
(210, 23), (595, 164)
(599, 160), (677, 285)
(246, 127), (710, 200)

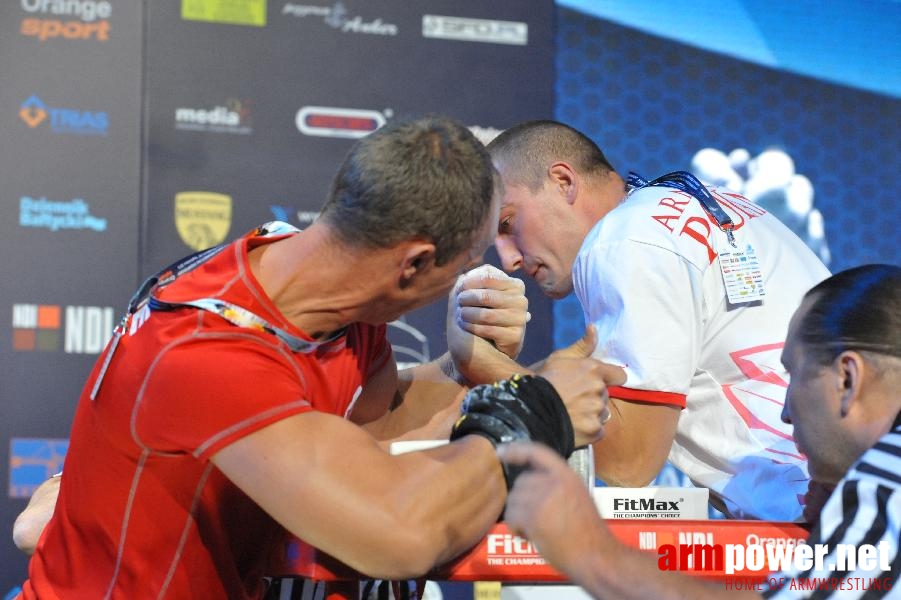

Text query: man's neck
(249, 225), (388, 337)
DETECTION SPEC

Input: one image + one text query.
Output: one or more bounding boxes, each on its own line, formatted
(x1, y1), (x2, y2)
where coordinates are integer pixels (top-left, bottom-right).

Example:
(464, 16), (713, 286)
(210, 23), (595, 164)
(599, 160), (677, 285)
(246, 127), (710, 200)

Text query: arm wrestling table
(267, 519), (811, 600)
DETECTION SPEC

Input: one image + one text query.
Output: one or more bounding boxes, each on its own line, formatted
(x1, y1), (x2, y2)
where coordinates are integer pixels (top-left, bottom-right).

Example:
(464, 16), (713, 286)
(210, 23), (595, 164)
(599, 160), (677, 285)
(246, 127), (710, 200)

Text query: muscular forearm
(386, 436), (508, 570)
(364, 351), (536, 444)
(363, 354), (467, 442)
(592, 397), (679, 486)
(215, 411), (509, 580)
(298, 434), (507, 579)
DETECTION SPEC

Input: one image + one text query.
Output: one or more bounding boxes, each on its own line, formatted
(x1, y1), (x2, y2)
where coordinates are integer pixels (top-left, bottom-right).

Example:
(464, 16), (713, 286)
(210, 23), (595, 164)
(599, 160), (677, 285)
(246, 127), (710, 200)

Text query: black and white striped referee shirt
(764, 420), (901, 599)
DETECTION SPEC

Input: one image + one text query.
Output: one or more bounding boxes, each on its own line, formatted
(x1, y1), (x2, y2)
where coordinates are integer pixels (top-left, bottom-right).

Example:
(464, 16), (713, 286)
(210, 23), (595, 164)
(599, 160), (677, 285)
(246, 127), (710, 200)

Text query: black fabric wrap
(449, 374), (575, 490)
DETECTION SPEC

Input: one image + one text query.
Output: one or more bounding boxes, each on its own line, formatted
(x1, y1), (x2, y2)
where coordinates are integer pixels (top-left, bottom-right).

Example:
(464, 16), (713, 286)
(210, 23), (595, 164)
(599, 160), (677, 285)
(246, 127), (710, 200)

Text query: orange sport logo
(19, 0), (111, 42)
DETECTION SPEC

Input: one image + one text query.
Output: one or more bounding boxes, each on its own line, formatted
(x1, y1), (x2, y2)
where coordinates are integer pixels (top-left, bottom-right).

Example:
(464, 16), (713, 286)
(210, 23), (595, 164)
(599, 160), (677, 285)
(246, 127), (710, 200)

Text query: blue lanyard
(91, 221), (340, 400)
(627, 171), (737, 248)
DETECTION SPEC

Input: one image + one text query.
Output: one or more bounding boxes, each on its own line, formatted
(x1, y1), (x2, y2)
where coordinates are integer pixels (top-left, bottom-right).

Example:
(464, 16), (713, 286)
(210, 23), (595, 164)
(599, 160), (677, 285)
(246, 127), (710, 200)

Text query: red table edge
(269, 519), (811, 584)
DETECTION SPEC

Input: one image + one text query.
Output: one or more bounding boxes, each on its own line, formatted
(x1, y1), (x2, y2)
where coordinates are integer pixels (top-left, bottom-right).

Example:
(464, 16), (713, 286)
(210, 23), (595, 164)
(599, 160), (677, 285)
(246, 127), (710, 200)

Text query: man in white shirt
(486, 120), (831, 520)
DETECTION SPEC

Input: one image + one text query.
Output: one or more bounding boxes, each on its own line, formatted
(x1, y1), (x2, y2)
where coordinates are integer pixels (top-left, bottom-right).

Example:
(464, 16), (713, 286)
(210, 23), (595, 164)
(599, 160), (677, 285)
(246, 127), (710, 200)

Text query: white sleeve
(573, 237), (706, 406)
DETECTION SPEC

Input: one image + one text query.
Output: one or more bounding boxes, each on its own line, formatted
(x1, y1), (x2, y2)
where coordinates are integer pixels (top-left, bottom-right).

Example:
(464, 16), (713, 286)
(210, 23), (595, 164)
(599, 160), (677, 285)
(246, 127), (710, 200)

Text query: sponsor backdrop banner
(1, 1), (554, 595)
(0, 0), (144, 590)
(141, 0), (556, 372)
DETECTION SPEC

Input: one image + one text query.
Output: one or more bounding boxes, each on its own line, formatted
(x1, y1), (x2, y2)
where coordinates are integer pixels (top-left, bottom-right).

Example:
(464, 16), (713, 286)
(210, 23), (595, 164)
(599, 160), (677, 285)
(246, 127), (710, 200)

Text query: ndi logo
(12, 303), (115, 354)
(19, 94), (108, 135)
(19, 196), (107, 232)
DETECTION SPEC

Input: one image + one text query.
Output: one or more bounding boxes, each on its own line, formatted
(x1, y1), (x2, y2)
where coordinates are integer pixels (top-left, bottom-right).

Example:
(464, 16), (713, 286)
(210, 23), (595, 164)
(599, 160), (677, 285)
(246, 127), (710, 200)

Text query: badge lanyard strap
(91, 221), (335, 400)
(627, 171), (737, 248)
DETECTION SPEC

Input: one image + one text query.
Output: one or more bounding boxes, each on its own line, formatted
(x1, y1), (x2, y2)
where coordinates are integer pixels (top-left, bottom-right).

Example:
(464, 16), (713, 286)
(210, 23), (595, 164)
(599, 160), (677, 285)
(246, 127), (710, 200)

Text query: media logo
(282, 2), (398, 36)
(182, 0), (267, 27)
(19, 95), (108, 136)
(12, 303), (115, 354)
(174, 191), (233, 250)
(19, 0), (111, 42)
(175, 99), (253, 135)
(9, 438), (68, 498)
(422, 15), (528, 46)
(295, 106), (388, 139)
(19, 196), (107, 232)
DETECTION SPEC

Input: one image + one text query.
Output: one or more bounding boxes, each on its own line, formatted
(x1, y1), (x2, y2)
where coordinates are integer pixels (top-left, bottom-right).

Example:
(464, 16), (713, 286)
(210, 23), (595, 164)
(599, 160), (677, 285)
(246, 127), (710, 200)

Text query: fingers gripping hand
(452, 265), (530, 359)
(538, 326), (628, 448)
(497, 442), (608, 569)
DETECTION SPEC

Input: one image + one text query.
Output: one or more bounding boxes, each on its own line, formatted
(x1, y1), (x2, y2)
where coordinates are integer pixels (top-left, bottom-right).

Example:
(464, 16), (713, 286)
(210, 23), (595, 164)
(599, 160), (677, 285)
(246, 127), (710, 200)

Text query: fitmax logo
(487, 534), (538, 556)
(613, 498), (682, 511)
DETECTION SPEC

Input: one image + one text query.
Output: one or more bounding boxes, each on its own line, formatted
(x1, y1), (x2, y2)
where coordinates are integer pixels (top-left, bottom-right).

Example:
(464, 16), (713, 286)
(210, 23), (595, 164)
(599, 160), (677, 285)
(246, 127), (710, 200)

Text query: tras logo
(20, 0), (111, 42)
(12, 303), (115, 354)
(19, 94), (108, 136)
(174, 191), (233, 251)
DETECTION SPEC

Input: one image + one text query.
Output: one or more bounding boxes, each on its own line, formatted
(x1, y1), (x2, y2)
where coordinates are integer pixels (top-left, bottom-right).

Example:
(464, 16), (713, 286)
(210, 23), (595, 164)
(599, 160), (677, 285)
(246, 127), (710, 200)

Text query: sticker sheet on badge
(719, 243), (766, 304)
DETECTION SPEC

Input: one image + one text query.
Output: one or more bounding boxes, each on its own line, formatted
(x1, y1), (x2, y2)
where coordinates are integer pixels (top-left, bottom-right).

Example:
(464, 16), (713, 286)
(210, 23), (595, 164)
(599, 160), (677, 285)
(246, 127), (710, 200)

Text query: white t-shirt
(573, 183), (830, 520)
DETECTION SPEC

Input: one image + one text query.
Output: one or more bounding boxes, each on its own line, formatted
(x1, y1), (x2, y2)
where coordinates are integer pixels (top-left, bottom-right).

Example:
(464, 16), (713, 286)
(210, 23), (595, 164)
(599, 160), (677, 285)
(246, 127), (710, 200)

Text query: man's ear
(548, 162), (578, 204)
(399, 243), (436, 289)
(836, 351), (865, 417)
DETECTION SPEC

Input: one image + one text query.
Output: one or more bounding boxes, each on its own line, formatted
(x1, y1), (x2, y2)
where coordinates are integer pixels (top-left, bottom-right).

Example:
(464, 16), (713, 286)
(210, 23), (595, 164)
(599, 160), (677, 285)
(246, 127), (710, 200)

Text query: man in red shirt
(18, 116), (622, 599)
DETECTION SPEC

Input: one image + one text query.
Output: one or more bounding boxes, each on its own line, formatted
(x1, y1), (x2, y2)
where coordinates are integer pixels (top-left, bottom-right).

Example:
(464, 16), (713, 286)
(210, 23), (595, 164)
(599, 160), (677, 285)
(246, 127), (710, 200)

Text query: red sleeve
(133, 332), (313, 461)
(608, 385), (687, 409)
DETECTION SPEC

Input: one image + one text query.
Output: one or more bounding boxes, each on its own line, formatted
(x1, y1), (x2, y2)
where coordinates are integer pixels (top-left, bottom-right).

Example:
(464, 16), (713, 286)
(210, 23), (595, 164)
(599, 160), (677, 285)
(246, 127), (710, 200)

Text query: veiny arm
(211, 410), (506, 579)
(592, 398), (681, 487)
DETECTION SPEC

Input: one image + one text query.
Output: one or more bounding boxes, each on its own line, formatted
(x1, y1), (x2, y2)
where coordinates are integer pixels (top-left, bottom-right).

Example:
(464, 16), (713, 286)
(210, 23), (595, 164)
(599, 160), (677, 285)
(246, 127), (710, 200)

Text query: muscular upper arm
(210, 410), (505, 578)
(592, 397), (681, 487)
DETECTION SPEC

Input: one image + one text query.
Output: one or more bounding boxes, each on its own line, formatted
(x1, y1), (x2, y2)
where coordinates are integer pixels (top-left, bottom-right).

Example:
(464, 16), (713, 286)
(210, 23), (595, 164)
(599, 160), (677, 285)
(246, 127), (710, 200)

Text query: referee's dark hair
(797, 264), (901, 367)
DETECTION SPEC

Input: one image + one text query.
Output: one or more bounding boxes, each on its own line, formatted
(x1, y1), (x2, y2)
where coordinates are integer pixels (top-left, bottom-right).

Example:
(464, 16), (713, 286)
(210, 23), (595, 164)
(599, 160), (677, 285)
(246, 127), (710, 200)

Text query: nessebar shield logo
(174, 191), (233, 251)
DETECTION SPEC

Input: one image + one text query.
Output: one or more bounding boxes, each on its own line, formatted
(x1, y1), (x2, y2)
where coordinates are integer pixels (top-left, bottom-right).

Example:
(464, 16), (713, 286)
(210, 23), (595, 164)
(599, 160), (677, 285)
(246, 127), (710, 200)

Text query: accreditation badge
(718, 240), (766, 304)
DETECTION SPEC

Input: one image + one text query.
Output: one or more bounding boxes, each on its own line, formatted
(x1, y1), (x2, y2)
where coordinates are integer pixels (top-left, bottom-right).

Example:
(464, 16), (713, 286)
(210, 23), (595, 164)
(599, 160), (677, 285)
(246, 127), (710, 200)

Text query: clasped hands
(447, 265), (626, 448)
